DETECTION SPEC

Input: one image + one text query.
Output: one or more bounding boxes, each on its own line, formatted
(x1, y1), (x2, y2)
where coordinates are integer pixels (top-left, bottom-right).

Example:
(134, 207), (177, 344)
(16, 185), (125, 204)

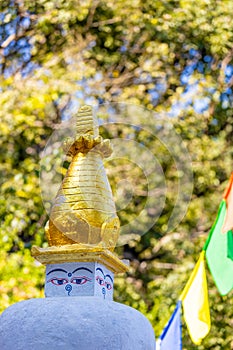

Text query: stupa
(0, 106), (156, 350)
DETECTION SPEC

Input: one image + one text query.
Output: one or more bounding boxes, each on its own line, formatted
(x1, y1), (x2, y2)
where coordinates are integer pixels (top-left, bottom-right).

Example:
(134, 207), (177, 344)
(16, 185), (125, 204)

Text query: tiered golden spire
(46, 105), (119, 249)
(32, 106), (128, 273)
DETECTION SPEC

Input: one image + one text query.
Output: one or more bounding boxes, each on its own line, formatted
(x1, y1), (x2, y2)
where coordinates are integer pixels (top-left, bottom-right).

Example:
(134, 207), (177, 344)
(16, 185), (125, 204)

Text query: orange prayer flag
(222, 173), (233, 233)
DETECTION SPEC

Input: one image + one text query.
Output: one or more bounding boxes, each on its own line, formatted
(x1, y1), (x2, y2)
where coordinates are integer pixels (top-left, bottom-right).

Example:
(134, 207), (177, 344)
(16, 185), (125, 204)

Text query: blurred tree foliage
(0, 0), (233, 348)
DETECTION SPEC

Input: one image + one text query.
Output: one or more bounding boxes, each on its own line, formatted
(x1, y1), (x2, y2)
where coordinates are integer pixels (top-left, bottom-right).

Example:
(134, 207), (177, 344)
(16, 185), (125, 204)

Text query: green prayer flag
(227, 231), (233, 261)
(204, 200), (233, 295)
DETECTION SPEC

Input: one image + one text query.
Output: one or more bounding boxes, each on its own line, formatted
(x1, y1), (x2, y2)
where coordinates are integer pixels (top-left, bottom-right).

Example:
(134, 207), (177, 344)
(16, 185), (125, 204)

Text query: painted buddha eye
(105, 282), (112, 290)
(49, 278), (68, 285)
(96, 276), (104, 286)
(71, 276), (91, 285)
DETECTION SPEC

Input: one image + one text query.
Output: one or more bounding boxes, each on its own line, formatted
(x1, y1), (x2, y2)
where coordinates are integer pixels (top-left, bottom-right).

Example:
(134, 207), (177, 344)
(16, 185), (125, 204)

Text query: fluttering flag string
(158, 172), (233, 347)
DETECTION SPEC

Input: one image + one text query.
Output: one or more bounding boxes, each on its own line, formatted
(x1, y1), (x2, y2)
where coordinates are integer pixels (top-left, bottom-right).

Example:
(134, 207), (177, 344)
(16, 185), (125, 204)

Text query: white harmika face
(45, 262), (114, 300)
(94, 263), (114, 300)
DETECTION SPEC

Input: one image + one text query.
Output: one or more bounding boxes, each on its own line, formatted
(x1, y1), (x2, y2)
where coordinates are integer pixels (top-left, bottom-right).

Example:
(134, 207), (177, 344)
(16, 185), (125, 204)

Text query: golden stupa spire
(46, 105), (119, 249)
(32, 106), (128, 273)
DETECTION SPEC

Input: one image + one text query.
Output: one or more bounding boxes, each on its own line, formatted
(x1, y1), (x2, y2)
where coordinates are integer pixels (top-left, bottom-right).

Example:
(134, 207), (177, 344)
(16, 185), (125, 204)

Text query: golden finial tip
(76, 105), (99, 137)
(78, 105), (92, 114)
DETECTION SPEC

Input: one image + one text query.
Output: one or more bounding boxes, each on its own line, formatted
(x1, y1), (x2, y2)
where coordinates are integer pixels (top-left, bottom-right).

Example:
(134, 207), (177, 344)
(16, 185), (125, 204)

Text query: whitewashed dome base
(0, 297), (156, 350)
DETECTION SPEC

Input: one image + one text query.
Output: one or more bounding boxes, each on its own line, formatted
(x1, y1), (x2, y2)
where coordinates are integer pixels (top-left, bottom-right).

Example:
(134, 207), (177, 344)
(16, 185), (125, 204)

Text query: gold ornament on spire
(46, 105), (120, 249)
(32, 105), (128, 273)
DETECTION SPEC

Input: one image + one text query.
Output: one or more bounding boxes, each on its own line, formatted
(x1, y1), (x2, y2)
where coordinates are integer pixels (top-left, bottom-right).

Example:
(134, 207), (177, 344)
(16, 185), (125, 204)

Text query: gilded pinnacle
(45, 105), (120, 250)
(32, 105), (129, 273)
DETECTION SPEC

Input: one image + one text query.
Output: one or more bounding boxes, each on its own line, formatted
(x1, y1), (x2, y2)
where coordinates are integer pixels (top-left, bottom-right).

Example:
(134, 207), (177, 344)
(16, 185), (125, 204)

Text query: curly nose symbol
(65, 284), (72, 296)
(102, 287), (106, 299)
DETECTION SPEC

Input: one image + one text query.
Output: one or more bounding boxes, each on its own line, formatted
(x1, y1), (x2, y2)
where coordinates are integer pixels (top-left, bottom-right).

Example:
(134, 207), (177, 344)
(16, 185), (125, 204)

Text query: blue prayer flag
(159, 301), (182, 350)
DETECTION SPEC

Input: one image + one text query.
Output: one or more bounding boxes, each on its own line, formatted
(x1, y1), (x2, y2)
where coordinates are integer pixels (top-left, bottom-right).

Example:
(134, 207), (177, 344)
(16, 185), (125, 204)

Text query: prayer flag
(204, 200), (233, 295)
(222, 173), (233, 233)
(160, 301), (182, 350)
(180, 251), (210, 345)
(227, 231), (233, 261)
